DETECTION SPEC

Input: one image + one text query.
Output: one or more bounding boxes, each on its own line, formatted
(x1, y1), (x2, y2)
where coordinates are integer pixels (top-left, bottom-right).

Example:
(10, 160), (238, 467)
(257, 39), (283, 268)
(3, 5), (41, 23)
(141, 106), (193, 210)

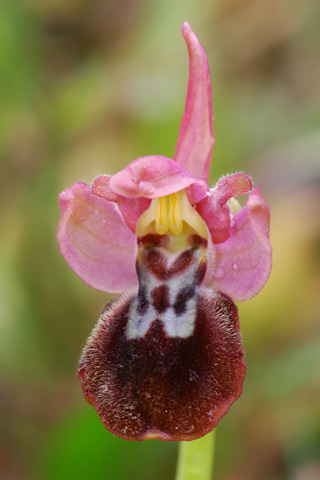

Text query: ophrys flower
(57, 23), (272, 441)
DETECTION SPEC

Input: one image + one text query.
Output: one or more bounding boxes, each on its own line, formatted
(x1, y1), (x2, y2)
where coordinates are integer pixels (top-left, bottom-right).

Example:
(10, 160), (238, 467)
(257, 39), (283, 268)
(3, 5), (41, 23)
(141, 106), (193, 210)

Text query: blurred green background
(1, 0), (319, 479)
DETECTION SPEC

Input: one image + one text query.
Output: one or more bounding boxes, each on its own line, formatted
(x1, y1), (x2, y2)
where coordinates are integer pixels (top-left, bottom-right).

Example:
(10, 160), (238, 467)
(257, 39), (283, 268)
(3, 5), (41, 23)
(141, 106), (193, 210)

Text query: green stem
(175, 430), (216, 480)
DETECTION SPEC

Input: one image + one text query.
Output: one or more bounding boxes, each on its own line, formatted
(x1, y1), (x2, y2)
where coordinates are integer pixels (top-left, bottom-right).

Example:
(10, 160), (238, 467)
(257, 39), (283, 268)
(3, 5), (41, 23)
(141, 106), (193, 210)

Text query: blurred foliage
(0, 0), (319, 479)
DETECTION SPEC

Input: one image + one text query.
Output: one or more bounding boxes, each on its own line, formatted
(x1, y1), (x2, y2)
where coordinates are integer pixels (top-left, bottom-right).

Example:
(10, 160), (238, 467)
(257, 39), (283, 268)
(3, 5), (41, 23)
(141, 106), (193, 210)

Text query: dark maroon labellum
(78, 234), (246, 441)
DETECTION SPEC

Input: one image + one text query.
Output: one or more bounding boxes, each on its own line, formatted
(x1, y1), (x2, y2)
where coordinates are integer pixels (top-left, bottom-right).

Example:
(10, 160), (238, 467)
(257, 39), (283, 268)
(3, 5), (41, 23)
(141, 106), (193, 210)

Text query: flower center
(137, 190), (208, 239)
(131, 190), (209, 340)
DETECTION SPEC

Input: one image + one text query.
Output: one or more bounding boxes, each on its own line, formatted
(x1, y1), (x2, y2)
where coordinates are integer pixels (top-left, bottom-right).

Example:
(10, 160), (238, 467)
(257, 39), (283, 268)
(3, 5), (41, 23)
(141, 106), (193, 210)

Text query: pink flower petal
(174, 22), (214, 183)
(91, 175), (118, 201)
(110, 155), (200, 198)
(212, 187), (272, 302)
(92, 175), (150, 233)
(197, 173), (252, 244)
(185, 181), (208, 204)
(57, 182), (138, 293)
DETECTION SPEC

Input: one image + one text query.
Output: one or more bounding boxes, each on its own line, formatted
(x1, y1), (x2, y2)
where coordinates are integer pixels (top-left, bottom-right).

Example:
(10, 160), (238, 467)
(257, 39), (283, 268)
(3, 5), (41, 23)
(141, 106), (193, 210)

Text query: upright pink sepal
(174, 22), (214, 183)
(110, 155), (200, 198)
(197, 173), (252, 244)
(92, 175), (150, 233)
(57, 182), (138, 293)
(212, 187), (272, 302)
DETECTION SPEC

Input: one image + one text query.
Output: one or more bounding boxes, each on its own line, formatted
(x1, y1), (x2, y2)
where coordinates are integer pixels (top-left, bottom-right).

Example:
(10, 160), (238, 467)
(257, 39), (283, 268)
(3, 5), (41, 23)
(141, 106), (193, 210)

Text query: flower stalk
(175, 431), (215, 480)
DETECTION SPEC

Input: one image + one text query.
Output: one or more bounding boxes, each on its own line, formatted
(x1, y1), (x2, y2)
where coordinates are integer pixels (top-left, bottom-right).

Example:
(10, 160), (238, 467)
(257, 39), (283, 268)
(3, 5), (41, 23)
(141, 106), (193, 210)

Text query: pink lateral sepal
(57, 182), (138, 293)
(196, 173), (252, 244)
(212, 186), (272, 302)
(174, 22), (214, 183)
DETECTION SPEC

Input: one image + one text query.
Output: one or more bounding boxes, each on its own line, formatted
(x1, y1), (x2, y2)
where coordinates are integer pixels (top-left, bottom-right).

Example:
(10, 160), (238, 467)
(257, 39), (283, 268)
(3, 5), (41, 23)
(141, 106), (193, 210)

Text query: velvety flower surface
(57, 23), (272, 441)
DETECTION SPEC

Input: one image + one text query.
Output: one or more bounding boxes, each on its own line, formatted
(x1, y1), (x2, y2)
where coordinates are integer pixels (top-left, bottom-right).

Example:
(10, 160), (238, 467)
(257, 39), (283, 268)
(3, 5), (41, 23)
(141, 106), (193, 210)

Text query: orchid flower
(57, 23), (272, 442)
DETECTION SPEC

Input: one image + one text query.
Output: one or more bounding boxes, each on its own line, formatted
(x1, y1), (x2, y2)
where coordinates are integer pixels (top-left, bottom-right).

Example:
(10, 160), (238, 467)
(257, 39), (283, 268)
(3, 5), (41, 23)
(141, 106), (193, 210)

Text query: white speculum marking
(126, 248), (202, 340)
(161, 300), (197, 338)
(126, 190), (209, 340)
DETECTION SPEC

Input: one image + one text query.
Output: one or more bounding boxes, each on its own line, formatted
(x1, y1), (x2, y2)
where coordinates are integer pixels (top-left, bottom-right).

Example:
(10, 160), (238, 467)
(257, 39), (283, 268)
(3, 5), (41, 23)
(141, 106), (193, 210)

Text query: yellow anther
(168, 192), (183, 235)
(137, 189), (208, 239)
(154, 192), (183, 235)
(155, 196), (169, 234)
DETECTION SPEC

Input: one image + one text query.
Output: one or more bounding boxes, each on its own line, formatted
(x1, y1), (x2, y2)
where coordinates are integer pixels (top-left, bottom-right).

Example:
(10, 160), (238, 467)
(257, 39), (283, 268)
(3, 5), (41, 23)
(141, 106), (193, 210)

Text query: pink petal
(92, 175), (150, 233)
(212, 187), (272, 302)
(174, 22), (214, 183)
(110, 155), (200, 198)
(57, 182), (138, 293)
(185, 181), (208, 204)
(91, 175), (118, 202)
(197, 173), (252, 244)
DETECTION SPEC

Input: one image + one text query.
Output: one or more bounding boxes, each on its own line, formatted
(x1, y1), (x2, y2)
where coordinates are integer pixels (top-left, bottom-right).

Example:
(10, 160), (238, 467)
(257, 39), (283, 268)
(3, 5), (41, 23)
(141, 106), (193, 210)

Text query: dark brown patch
(137, 234), (169, 248)
(189, 234), (208, 249)
(143, 249), (168, 280)
(168, 249), (195, 277)
(136, 285), (149, 315)
(173, 285), (196, 316)
(151, 285), (170, 314)
(142, 248), (198, 281)
(196, 261), (207, 284)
